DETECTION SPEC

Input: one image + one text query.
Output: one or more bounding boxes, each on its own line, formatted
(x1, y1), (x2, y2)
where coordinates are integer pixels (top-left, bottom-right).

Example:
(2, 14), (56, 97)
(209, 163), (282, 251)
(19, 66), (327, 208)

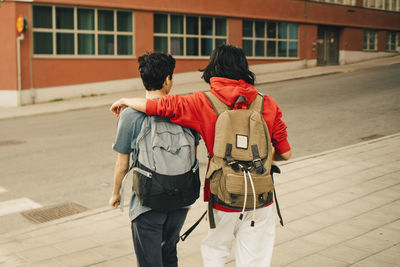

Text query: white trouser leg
(235, 204), (276, 267)
(201, 209), (238, 267)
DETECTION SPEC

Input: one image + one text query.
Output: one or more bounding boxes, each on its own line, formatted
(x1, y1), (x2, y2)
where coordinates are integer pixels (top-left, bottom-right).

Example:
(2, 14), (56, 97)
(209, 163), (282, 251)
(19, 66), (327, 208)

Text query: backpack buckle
(252, 158), (266, 174)
(228, 160), (240, 172)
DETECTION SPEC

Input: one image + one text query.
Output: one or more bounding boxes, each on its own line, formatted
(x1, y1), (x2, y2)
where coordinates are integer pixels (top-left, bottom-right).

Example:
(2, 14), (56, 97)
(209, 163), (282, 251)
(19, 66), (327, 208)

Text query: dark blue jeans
(131, 208), (189, 267)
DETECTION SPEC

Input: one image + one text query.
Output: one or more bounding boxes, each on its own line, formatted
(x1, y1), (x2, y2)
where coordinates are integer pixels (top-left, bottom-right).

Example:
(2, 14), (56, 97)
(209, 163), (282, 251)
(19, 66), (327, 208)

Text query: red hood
(209, 77), (259, 106)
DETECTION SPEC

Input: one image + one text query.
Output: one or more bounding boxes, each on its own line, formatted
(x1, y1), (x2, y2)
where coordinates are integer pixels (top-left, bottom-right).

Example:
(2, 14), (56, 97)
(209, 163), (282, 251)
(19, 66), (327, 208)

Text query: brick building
(0, 0), (399, 106)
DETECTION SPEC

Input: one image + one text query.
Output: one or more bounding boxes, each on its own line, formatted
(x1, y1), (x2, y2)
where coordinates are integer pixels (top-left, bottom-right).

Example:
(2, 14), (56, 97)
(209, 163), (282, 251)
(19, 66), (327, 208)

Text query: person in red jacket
(110, 45), (292, 267)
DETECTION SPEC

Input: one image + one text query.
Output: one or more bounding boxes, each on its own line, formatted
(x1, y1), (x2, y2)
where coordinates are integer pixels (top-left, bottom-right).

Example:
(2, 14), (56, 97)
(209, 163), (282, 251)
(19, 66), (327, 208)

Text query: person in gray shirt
(109, 52), (199, 267)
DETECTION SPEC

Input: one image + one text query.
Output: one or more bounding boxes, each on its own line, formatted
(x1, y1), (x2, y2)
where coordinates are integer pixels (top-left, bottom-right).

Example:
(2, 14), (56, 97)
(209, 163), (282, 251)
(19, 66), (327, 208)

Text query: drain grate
(360, 134), (384, 141)
(21, 202), (89, 223)
(0, 140), (25, 146)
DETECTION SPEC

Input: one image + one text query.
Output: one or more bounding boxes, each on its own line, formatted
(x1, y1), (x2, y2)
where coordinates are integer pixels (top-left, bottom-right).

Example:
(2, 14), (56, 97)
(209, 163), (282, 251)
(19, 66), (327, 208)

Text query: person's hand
(110, 98), (127, 117)
(109, 193), (121, 209)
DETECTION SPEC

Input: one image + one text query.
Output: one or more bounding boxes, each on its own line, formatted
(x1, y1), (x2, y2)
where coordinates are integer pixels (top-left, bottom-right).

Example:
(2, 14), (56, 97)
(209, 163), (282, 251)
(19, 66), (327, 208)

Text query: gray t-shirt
(113, 108), (151, 221)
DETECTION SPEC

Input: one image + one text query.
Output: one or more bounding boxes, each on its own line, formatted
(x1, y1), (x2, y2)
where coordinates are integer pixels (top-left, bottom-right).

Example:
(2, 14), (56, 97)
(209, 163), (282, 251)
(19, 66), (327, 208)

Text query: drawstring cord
(238, 164), (257, 227)
(239, 166), (248, 220)
(247, 171), (257, 227)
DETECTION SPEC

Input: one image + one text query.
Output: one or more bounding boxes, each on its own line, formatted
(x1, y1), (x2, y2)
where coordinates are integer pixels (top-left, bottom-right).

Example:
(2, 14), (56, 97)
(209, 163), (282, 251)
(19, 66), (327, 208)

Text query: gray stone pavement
(0, 133), (399, 266)
(1, 55), (400, 266)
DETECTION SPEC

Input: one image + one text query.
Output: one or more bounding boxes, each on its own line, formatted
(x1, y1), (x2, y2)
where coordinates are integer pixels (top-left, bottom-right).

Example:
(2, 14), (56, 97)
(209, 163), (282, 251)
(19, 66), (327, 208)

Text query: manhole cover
(360, 134), (384, 141)
(0, 140), (25, 146)
(21, 202), (89, 223)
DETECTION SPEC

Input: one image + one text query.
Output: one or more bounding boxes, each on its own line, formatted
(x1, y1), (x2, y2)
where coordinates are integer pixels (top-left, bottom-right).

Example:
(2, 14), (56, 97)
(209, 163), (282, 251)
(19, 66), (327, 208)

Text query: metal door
(317, 27), (339, 66)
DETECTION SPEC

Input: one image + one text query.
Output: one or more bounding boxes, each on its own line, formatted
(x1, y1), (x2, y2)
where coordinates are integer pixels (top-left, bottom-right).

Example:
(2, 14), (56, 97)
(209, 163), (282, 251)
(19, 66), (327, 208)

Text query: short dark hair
(138, 52), (176, 91)
(201, 44), (255, 85)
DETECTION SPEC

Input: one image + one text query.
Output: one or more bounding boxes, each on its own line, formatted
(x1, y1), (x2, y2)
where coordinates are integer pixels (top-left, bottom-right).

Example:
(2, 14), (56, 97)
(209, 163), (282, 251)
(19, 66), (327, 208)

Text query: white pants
(201, 204), (276, 267)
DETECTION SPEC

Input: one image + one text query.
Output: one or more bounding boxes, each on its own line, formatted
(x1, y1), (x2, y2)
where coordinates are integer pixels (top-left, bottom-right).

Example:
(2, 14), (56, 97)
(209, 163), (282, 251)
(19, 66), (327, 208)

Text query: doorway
(317, 26), (340, 66)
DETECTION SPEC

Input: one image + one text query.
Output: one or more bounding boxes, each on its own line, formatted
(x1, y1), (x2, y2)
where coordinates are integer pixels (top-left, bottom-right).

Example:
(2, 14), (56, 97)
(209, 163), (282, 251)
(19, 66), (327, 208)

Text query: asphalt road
(0, 63), (399, 234)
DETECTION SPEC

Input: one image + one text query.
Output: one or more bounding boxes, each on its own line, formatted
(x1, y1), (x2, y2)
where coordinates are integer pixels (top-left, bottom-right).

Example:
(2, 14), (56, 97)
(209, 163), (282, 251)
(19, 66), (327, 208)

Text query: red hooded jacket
(146, 77), (291, 210)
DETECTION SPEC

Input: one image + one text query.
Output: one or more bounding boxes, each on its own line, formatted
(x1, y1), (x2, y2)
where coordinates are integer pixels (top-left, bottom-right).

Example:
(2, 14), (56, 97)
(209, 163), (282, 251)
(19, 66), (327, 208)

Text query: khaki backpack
(180, 91), (283, 240)
(205, 91), (280, 228)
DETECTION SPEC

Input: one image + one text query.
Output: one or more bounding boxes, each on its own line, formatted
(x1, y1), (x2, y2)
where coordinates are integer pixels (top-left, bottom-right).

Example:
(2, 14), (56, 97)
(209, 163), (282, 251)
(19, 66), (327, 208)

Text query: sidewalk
(0, 54), (400, 121)
(0, 133), (399, 266)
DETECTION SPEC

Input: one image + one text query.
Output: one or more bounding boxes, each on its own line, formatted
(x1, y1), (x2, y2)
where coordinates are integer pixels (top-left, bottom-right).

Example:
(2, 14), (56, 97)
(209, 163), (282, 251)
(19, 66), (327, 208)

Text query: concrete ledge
(339, 50), (399, 65)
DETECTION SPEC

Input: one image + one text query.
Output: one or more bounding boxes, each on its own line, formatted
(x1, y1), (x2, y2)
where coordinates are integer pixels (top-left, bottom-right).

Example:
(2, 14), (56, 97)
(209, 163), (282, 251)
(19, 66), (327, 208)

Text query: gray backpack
(132, 116), (200, 211)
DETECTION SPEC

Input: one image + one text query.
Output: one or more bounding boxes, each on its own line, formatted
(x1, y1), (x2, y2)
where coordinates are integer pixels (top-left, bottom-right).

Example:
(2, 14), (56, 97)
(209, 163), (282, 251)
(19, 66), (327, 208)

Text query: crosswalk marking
(0, 198), (42, 217)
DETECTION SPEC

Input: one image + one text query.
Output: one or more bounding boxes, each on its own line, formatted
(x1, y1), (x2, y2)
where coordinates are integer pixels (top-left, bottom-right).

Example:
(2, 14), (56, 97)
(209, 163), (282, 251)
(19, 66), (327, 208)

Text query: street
(0, 63), (399, 234)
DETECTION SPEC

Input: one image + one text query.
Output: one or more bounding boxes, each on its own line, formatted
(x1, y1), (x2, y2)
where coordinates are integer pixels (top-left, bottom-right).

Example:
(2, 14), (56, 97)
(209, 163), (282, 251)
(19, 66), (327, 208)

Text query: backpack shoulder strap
(248, 92), (264, 114)
(204, 91), (228, 116)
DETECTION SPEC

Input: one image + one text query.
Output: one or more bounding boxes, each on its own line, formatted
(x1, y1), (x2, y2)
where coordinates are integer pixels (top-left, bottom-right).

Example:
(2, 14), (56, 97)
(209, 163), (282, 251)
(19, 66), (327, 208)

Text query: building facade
(0, 0), (399, 106)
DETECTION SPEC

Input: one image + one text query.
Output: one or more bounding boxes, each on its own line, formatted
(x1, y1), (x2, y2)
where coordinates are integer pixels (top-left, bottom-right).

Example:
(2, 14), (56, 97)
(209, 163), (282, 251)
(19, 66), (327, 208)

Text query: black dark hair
(138, 52), (176, 91)
(201, 44), (255, 85)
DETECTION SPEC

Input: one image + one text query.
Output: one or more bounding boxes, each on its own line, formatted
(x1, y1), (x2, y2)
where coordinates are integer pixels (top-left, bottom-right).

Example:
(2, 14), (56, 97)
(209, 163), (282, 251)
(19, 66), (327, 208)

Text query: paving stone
(0, 254), (28, 266)
(319, 244), (371, 264)
(323, 221), (370, 241)
(27, 224), (69, 238)
(87, 244), (133, 261)
(0, 233), (31, 245)
(53, 249), (106, 266)
(342, 193), (395, 216)
(283, 217), (321, 236)
(282, 204), (318, 222)
(89, 227), (130, 245)
(54, 236), (100, 254)
(363, 244), (400, 265)
(178, 250), (205, 266)
(277, 180), (309, 194)
(77, 219), (122, 234)
(301, 230), (345, 247)
(310, 193), (348, 210)
(279, 188), (323, 208)
(301, 211), (342, 228)
(284, 202), (323, 222)
(344, 235), (396, 254)
(0, 238), (49, 256)
(16, 245), (65, 262)
(363, 227), (400, 243)
(90, 255), (137, 266)
(386, 219), (400, 231)
(272, 238), (322, 266)
(349, 257), (399, 267)
(285, 253), (348, 267)
(275, 227), (298, 245)
(30, 258), (64, 267)
(321, 164), (370, 180)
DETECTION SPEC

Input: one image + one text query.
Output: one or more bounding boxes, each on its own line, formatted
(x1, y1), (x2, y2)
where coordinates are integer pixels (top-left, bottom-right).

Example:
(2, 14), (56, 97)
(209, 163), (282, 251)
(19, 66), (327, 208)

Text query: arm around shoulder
(110, 98), (147, 116)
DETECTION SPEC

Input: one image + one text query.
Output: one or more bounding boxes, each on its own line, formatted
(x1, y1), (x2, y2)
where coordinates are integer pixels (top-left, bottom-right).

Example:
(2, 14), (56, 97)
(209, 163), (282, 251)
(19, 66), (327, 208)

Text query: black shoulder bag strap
(271, 164), (284, 226)
(255, 92), (284, 226)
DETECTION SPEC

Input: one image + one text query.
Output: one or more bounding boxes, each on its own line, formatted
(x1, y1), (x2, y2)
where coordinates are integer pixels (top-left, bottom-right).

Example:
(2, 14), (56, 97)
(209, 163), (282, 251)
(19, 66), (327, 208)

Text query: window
(363, 30), (377, 50)
(386, 31), (398, 51)
(33, 5), (134, 56)
(153, 14), (227, 57)
(310, 0), (356, 5)
(363, 0), (399, 11)
(242, 20), (298, 58)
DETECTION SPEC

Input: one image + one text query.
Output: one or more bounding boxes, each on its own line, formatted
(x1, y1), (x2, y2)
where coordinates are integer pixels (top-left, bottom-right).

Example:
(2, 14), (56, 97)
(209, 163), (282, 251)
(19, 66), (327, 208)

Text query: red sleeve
(271, 105), (291, 154)
(145, 92), (206, 135)
(263, 96), (291, 154)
